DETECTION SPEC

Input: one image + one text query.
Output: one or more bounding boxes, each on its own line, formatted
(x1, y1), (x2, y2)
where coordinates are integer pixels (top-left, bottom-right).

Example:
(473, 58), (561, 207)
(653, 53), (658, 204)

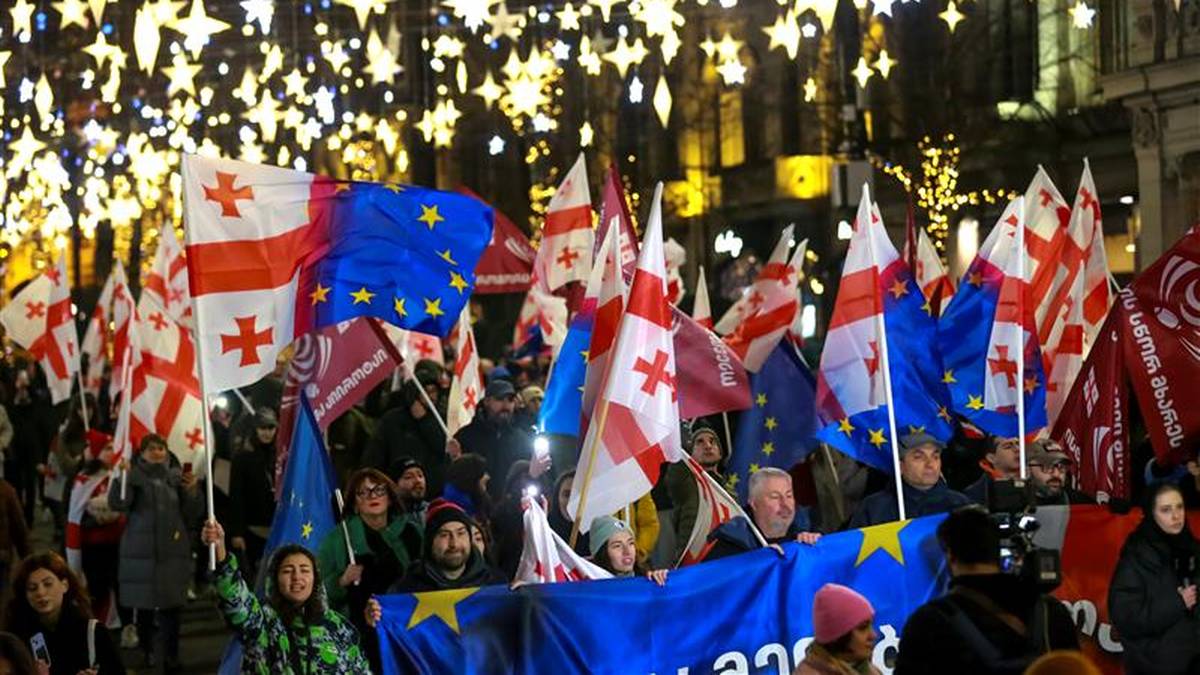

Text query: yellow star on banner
(907, 425), (926, 435)
(334, 182), (353, 194)
(351, 286), (375, 304)
(424, 297), (445, 318)
(310, 283), (330, 304)
(968, 271), (983, 287)
(393, 296), (407, 317)
(726, 474), (740, 491)
(756, 393), (768, 407)
(938, 406), (952, 422)
(838, 417), (855, 435)
(868, 428), (886, 448)
(764, 417), (778, 431)
(921, 299), (933, 316)
(418, 204), (444, 230)
(942, 369), (956, 384)
(580, 349), (590, 361)
(761, 442), (775, 456)
(384, 183), (403, 193)
(406, 587), (479, 634)
(966, 394), (985, 411)
(438, 249), (457, 266)
(300, 521), (313, 539)
(889, 279), (908, 299)
(855, 519), (909, 566)
(749, 463), (761, 474)
(1024, 376), (1039, 395)
(448, 271), (469, 295)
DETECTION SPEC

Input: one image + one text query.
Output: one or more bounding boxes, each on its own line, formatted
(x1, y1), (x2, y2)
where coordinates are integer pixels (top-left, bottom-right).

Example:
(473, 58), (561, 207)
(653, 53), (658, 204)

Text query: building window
(719, 88), (745, 168)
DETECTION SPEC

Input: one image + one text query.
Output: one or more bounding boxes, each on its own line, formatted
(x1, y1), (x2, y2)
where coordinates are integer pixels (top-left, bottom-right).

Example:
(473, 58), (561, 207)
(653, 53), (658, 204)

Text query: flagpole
(333, 489), (358, 573)
(569, 399), (610, 549)
(1016, 201), (1028, 480)
(720, 412), (734, 464)
(875, 311), (906, 521)
(74, 371), (90, 431)
(365, 318), (451, 438)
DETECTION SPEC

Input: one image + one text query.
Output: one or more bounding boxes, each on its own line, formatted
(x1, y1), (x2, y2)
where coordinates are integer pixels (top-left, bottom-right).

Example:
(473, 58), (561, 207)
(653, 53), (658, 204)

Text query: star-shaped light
(34, 75), (55, 124)
(652, 76), (672, 126)
(471, 71), (504, 108)
(53, 0), (91, 29)
(282, 68), (308, 98)
(161, 52), (202, 96)
(241, 0), (274, 32)
(873, 0), (895, 16)
(364, 30), (403, 84)
(577, 35), (602, 75)
(488, 135), (505, 155)
(660, 29), (682, 64)
(486, 2), (525, 42)
(1069, 0), (1095, 28)
(628, 75), (644, 103)
(634, 0), (684, 40)
(323, 41), (351, 72)
(763, 8), (802, 59)
(149, 0), (185, 24)
(551, 40), (571, 61)
(87, 0), (110, 23)
(170, 0), (231, 59)
(876, 50), (896, 78)
(939, 1), (965, 33)
(246, 92), (282, 141)
(715, 32), (743, 62)
(811, 0), (838, 31)
(335, 0), (391, 31)
(556, 1), (580, 30)
(589, 0), (619, 21)
(603, 36), (649, 77)
(579, 121), (594, 147)
(10, 0), (36, 36)
(803, 76), (818, 102)
(716, 58), (747, 85)
(442, 0), (499, 32)
(6, 127), (46, 178)
(261, 44), (284, 80)
(851, 56), (874, 88)
(84, 31), (124, 70)
(431, 34), (465, 59)
(133, 7), (162, 73)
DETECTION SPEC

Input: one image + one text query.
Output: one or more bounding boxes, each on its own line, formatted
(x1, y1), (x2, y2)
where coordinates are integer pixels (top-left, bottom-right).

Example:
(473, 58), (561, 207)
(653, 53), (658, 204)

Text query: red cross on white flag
(723, 227), (807, 372)
(0, 256), (80, 404)
(580, 224), (626, 436)
(568, 183), (685, 534)
(446, 307), (482, 435)
(692, 266), (713, 330)
(514, 499), (612, 585)
(143, 225), (194, 329)
(534, 153), (593, 293)
(81, 267), (117, 396)
(108, 262), (135, 401)
(714, 226), (796, 337)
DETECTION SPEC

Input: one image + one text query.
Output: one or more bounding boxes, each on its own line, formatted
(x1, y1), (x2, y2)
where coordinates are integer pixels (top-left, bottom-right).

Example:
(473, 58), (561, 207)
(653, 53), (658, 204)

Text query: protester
(363, 363), (449, 494)
(42, 396), (95, 541)
(547, 470), (588, 555)
(108, 433), (202, 671)
(3, 552), (125, 675)
(666, 423), (725, 560)
(848, 433), (971, 528)
(706, 468), (821, 560)
(442, 453), (493, 529)
(0, 472), (29, 598)
(393, 458), (431, 524)
(67, 431), (121, 623)
(894, 506), (1078, 674)
(388, 499), (504, 593)
(7, 362), (52, 526)
(1109, 482), (1200, 674)
(201, 519), (372, 673)
(316, 468), (421, 617)
(490, 458), (554, 578)
(454, 379), (532, 500)
(795, 583), (881, 675)
(588, 516), (668, 586)
(0, 632), (36, 675)
(964, 435), (1022, 505)
(1026, 440), (1091, 505)
(228, 408), (279, 577)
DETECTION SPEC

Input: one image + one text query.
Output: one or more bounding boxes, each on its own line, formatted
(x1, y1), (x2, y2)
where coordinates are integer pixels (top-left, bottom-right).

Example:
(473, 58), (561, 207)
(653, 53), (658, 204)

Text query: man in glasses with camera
(1026, 439), (1092, 506)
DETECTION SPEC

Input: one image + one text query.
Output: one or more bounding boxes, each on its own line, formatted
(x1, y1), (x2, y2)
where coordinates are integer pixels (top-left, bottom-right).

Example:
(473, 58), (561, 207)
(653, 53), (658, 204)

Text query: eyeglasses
(1030, 462), (1069, 474)
(356, 485), (388, 499)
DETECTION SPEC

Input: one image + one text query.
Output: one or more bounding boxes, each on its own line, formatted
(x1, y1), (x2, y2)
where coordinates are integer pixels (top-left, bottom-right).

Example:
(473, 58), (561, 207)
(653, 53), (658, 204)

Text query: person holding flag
(847, 432), (971, 528)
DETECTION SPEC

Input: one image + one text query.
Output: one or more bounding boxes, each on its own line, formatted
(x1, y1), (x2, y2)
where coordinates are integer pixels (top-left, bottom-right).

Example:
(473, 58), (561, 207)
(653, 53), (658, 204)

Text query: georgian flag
(910, 227), (954, 316)
(81, 268), (117, 395)
(677, 456), (753, 566)
(143, 224), (193, 328)
(446, 307), (482, 435)
(580, 225), (626, 436)
(692, 266), (713, 330)
(723, 230), (808, 373)
(0, 257), (79, 404)
(714, 226), (795, 336)
(514, 499), (611, 584)
(534, 154), (593, 293)
(108, 263), (135, 401)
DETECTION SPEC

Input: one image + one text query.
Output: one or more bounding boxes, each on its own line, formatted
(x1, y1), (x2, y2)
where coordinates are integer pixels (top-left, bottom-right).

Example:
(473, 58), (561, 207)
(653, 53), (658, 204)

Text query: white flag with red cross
(446, 307), (482, 435)
(381, 322), (444, 368)
(692, 266), (713, 330)
(81, 268), (117, 395)
(534, 154), (593, 293)
(512, 278), (568, 355)
(724, 231), (808, 373)
(129, 294), (206, 473)
(580, 223), (626, 436)
(108, 263), (135, 401)
(568, 183), (685, 533)
(714, 226), (795, 336)
(143, 225), (193, 328)
(0, 257), (79, 404)
(677, 455), (752, 567)
(909, 228), (955, 315)
(514, 499), (611, 584)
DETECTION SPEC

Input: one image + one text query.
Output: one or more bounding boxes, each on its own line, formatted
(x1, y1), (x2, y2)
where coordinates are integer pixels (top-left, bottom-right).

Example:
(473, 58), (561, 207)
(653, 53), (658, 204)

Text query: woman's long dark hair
(3, 553), (93, 630)
(267, 545), (326, 626)
(0, 631), (37, 674)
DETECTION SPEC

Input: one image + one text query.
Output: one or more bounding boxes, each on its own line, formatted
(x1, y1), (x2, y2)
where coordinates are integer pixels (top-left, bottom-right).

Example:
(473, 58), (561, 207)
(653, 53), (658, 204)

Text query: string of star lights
(0, 0), (1092, 281)
(871, 134), (1019, 252)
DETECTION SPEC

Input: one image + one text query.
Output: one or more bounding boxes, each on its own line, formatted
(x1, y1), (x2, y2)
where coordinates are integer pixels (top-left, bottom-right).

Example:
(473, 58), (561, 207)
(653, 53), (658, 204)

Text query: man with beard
(388, 499), (503, 592)
(665, 423), (726, 561)
(394, 458), (431, 522)
(1026, 440), (1091, 505)
(454, 380), (532, 500)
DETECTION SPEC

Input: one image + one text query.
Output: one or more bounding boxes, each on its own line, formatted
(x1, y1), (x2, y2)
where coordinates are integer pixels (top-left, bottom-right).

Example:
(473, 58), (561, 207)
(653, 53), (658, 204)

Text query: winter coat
(363, 404), (447, 495)
(894, 573), (1078, 675)
(794, 642), (880, 675)
(213, 549), (370, 674)
(454, 412), (532, 501)
(316, 513), (422, 614)
(12, 601), (125, 675)
(1109, 519), (1200, 675)
(704, 511), (814, 562)
(665, 461), (723, 561)
(848, 479), (971, 529)
(108, 454), (202, 609)
(229, 440), (277, 538)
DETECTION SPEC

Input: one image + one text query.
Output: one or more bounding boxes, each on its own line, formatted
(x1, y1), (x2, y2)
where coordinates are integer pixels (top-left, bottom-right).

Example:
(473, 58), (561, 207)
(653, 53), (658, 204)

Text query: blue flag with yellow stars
(728, 342), (818, 501)
(264, 392), (338, 558)
(537, 312), (592, 436)
(375, 515), (947, 674)
(307, 182), (493, 339)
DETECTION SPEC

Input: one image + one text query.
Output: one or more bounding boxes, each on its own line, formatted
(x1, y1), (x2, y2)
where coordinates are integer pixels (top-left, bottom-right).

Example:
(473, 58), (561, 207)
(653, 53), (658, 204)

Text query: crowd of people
(0, 349), (1194, 674)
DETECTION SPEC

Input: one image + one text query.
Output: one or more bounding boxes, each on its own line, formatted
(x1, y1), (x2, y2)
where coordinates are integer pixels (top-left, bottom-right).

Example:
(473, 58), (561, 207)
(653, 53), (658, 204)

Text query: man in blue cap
(454, 379), (532, 500)
(849, 432), (972, 528)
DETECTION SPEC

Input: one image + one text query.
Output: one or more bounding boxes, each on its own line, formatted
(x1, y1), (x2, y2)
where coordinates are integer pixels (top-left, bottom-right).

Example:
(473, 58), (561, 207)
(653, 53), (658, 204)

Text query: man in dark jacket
(666, 423), (725, 561)
(454, 380), (531, 500)
(392, 499), (503, 592)
(364, 373), (448, 496)
(849, 433), (972, 528)
(1026, 440), (1092, 506)
(964, 435), (1022, 505)
(704, 467), (821, 561)
(228, 408), (279, 576)
(896, 506), (1078, 674)
(395, 458), (431, 523)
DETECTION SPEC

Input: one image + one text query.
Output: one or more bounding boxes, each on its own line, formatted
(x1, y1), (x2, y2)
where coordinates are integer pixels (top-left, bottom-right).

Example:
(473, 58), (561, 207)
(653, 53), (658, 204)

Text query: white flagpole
(875, 311), (906, 522)
(1016, 199), (1028, 480)
(408, 369), (449, 437)
(74, 370), (90, 431)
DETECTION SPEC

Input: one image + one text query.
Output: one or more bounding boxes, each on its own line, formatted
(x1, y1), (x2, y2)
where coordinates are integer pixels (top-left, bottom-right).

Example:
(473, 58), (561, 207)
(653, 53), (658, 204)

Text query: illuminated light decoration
(6, 127), (46, 179)
(876, 49), (896, 78)
(375, 117), (399, 155)
(431, 34), (466, 59)
(486, 2), (525, 43)
(716, 58), (747, 85)
(471, 71), (504, 108)
(282, 68), (308, 98)
(260, 44), (284, 80)
(659, 29), (682, 64)
(634, 0), (684, 40)
(763, 7), (802, 59)
(235, 66), (259, 105)
(312, 86), (336, 123)
(628, 75), (644, 103)
(170, 0), (232, 59)
(323, 41), (351, 72)
(9, 0), (36, 36)
(852, 57), (873, 88)
(161, 51), (203, 96)
(52, 0), (91, 29)
(588, 0), (619, 21)
(83, 31), (124, 71)
(240, 0), (274, 33)
(556, 2), (581, 30)
(456, 60), (468, 92)
(488, 135), (505, 155)
(803, 76), (817, 102)
(364, 30), (403, 84)
(579, 120), (594, 147)
(551, 40), (571, 61)
(87, 0), (110, 23)
(799, 0), (838, 32)
(715, 32), (743, 63)
(602, 36), (649, 78)
(699, 34), (718, 59)
(149, 0), (185, 25)
(800, 21), (818, 38)
(939, 1), (965, 33)
(442, 0), (499, 32)
(100, 65), (121, 103)
(33, 76), (55, 127)
(577, 34), (602, 75)
(333, 0), (391, 31)
(652, 76), (672, 126)
(1069, 0), (1095, 28)
(531, 112), (553, 132)
(0, 52), (10, 88)
(872, 0), (895, 16)
(133, 7), (163, 73)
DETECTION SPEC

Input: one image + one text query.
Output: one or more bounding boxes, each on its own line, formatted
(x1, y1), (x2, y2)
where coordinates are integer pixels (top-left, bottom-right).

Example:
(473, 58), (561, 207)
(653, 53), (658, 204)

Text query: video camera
(987, 479), (1062, 592)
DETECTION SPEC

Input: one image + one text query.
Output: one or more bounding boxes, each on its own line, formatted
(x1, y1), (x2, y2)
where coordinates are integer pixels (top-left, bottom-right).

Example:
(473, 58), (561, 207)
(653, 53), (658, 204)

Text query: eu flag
(309, 183), (493, 338)
(728, 342), (818, 501)
(538, 314), (592, 436)
(264, 392), (338, 556)
(375, 514), (947, 674)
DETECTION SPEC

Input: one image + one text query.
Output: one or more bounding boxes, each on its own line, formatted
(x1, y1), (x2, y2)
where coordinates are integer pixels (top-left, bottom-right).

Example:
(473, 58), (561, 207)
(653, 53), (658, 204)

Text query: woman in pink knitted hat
(794, 583), (881, 675)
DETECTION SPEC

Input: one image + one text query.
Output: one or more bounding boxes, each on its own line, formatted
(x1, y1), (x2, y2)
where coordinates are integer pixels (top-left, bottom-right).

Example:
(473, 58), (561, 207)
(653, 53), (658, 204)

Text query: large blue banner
(376, 515), (948, 674)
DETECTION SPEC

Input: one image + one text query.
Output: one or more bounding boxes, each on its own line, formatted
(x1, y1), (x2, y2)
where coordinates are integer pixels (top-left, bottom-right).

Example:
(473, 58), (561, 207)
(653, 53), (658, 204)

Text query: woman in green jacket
(201, 518), (370, 674)
(317, 468), (422, 618)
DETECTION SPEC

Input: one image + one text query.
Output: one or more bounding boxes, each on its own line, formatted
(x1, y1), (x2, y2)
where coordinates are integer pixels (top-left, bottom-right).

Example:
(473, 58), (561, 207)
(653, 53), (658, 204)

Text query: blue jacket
(703, 508), (813, 561)
(849, 479), (971, 529)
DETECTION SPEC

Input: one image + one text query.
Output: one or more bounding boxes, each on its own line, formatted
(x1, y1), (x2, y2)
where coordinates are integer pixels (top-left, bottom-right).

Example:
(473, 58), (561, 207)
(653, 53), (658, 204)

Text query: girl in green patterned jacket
(201, 519), (371, 674)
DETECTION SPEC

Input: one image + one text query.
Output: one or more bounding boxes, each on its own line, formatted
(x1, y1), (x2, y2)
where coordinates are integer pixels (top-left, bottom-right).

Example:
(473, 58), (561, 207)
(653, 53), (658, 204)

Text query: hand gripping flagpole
(1016, 198), (1028, 480)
